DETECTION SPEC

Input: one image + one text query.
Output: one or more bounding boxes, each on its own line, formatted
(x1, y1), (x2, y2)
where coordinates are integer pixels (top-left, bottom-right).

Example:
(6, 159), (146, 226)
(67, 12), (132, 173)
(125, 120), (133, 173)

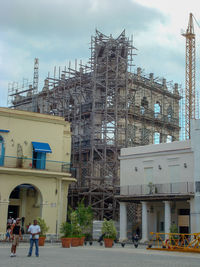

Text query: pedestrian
(10, 218), (22, 257)
(7, 216), (12, 224)
(27, 219), (41, 257)
(4, 224), (11, 242)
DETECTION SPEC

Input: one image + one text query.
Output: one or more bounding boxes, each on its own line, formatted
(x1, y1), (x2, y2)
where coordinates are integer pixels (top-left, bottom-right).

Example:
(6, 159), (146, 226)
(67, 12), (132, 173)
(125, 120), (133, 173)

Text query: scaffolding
(7, 58), (39, 112)
(8, 31), (181, 220)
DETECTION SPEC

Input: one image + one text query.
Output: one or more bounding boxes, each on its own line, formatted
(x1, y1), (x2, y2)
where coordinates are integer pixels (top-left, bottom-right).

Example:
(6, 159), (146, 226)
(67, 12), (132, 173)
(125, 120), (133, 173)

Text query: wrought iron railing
(120, 182), (194, 195)
(1, 155), (76, 174)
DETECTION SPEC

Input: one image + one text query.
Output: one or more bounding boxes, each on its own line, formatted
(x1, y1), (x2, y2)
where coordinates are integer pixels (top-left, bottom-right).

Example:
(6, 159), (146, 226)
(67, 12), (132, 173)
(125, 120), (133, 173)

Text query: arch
(0, 135), (5, 166)
(8, 183), (43, 231)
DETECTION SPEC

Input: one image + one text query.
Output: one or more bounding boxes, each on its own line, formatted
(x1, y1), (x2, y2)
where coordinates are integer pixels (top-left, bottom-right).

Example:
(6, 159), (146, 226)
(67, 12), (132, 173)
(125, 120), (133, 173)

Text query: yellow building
(0, 107), (76, 236)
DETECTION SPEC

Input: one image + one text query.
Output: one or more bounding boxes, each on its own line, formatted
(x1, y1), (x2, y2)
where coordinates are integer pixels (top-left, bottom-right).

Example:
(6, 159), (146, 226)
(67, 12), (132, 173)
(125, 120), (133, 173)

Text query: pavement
(1, 241), (200, 267)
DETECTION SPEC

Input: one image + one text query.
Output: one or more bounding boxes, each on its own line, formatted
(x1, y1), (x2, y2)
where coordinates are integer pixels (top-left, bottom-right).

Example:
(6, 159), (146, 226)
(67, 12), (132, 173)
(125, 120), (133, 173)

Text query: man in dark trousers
(10, 218), (22, 257)
(27, 219), (41, 257)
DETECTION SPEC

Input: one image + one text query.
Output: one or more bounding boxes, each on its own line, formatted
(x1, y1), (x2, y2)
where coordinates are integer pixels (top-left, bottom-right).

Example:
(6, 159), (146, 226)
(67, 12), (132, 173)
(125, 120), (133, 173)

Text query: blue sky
(0, 0), (200, 107)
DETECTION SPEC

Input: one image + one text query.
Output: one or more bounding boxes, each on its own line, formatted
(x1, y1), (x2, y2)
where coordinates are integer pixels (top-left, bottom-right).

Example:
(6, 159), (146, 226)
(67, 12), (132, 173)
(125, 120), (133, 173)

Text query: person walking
(4, 224), (11, 242)
(10, 218), (22, 257)
(27, 219), (41, 257)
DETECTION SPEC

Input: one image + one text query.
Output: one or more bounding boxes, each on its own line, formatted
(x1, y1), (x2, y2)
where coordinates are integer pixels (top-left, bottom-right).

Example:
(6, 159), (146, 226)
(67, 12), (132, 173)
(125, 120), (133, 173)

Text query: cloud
(0, 0), (178, 107)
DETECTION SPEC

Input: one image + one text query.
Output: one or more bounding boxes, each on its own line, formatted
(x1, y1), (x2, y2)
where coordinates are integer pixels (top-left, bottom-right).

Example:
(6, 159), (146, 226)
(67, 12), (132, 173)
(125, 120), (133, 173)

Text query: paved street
(1, 242), (200, 267)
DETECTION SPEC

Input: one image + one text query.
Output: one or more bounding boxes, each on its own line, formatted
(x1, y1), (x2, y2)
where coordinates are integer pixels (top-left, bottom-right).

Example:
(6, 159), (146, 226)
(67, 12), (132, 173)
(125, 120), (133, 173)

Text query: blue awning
(32, 142), (52, 153)
(0, 129), (10, 133)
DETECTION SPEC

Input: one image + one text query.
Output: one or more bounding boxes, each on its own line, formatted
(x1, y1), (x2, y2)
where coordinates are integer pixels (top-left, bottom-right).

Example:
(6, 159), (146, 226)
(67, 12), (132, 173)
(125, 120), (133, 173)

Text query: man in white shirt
(27, 219), (41, 257)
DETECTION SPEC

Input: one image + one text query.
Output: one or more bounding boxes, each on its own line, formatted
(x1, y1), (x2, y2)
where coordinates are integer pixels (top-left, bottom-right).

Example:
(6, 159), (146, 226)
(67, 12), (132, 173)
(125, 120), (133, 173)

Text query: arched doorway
(0, 135), (5, 166)
(8, 184), (42, 232)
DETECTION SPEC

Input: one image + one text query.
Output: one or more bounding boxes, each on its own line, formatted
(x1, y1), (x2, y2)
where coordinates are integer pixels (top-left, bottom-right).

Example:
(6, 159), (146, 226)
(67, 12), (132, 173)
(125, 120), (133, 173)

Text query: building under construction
(8, 30), (181, 220)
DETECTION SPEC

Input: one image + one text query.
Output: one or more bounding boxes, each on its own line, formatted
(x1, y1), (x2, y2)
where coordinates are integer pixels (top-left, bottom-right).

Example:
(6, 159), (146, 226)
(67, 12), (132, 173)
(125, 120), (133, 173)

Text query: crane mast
(182, 13), (196, 139)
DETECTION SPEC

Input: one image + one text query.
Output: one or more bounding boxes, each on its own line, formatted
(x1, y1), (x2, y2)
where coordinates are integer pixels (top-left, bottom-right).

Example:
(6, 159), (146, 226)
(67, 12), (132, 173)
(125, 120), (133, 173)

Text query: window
(0, 135), (5, 166)
(154, 102), (161, 118)
(167, 105), (173, 122)
(141, 128), (150, 145)
(166, 135), (172, 143)
(101, 121), (115, 145)
(32, 151), (46, 169)
(140, 97), (148, 115)
(154, 132), (160, 144)
(32, 142), (52, 170)
(127, 125), (136, 146)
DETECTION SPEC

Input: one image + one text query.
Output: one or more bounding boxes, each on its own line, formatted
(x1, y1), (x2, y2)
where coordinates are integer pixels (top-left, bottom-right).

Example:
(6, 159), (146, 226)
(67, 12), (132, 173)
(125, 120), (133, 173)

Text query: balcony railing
(120, 182), (194, 195)
(1, 155), (75, 174)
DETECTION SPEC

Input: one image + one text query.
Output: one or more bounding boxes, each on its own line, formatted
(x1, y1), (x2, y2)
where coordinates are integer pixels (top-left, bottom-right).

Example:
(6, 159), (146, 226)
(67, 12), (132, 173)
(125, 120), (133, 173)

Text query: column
(141, 202), (148, 242)
(190, 120), (200, 233)
(164, 201), (171, 238)
(119, 202), (127, 241)
(190, 198), (200, 233)
(20, 188), (27, 218)
(0, 200), (9, 234)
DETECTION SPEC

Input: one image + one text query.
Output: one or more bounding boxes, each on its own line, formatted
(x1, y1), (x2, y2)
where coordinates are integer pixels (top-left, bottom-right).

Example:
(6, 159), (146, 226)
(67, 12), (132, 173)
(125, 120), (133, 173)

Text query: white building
(118, 120), (200, 242)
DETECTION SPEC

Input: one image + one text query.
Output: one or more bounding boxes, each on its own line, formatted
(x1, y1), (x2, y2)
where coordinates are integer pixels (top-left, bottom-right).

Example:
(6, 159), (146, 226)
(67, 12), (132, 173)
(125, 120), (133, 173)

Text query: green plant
(37, 217), (49, 237)
(101, 219), (117, 239)
(75, 199), (93, 236)
(148, 182), (155, 194)
(170, 224), (178, 234)
(60, 222), (72, 238)
(70, 211), (82, 237)
(170, 224), (179, 242)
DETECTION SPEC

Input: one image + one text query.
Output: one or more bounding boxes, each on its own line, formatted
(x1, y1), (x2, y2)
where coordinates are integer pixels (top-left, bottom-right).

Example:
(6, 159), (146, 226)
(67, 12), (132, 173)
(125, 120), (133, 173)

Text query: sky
(0, 0), (200, 107)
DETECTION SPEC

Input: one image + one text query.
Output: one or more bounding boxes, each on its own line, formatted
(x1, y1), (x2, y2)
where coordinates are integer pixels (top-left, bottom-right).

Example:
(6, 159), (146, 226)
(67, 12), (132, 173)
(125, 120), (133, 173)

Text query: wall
(0, 108), (75, 235)
(0, 107), (71, 167)
(120, 140), (193, 187)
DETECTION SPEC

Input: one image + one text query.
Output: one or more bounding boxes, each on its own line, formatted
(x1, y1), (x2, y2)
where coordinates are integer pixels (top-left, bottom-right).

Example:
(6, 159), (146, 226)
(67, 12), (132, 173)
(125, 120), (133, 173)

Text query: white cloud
(1, 0), (200, 107)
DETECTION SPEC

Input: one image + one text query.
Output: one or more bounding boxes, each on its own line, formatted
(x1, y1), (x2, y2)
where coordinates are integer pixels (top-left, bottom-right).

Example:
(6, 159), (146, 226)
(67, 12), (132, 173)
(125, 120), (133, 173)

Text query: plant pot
(39, 236), (46, 246)
(61, 237), (71, 248)
(79, 236), (85, 246)
(104, 238), (113, 248)
(71, 237), (80, 247)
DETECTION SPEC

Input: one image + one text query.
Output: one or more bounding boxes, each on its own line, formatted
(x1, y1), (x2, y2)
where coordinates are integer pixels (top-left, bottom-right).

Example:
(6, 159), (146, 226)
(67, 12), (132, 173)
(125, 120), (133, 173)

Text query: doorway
(8, 205), (19, 219)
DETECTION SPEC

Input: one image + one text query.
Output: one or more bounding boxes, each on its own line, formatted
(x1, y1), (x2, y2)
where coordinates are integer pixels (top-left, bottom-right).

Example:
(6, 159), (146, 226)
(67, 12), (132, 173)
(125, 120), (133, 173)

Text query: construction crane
(182, 13), (196, 139)
(32, 58), (39, 112)
(33, 58), (39, 93)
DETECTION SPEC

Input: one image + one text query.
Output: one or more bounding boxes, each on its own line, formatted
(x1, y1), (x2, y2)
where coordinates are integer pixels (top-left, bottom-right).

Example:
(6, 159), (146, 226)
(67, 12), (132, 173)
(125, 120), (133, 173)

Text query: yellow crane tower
(182, 13), (196, 139)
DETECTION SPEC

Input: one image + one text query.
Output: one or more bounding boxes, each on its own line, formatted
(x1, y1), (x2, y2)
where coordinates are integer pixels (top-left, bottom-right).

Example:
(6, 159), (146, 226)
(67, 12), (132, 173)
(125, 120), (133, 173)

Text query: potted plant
(101, 219), (117, 248)
(60, 222), (72, 248)
(169, 224), (179, 246)
(70, 211), (82, 247)
(75, 200), (93, 246)
(37, 217), (49, 246)
(148, 182), (155, 194)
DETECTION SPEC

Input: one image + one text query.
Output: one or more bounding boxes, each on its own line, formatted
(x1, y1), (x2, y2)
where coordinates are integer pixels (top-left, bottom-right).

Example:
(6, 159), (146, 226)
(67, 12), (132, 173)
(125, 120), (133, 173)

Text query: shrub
(101, 219), (117, 239)
(60, 222), (72, 238)
(37, 217), (49, 237)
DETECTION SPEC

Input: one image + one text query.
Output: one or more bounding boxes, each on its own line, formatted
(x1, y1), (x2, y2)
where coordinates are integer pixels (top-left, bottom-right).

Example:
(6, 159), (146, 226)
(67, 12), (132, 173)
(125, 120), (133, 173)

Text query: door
(32, 151), (46, 170)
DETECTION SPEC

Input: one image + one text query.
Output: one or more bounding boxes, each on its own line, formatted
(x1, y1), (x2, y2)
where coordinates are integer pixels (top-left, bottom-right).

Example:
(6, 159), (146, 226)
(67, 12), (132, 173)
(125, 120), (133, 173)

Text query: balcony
(118, 182), (194, 201)
(0, 155), (75, 174)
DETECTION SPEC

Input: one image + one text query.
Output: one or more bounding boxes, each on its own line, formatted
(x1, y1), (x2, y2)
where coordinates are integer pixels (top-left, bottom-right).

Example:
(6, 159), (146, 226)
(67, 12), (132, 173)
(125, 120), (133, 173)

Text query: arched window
(167, 105), (173, 122)
(166, 135), (172, 143)
(0, 135), (5, 166)
(140, 97), (148, 115)
(154, 132), (160, 144)
(141, 96), (148, 108)
(141, 128), (150, 145)
(154, 102), (161, 118)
